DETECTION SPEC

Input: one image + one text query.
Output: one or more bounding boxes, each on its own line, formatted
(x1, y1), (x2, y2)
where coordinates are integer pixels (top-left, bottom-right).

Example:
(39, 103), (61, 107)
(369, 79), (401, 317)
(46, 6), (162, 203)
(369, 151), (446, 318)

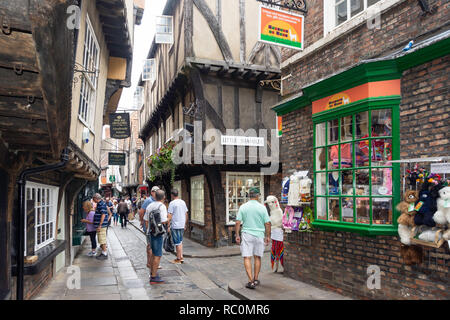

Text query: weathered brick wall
(399, 55), (450, 158)
(10, 263), (53, 300)
(282, 0), (449, 95)
(284, 231), (449, 299)
(280, 56), (450, 299)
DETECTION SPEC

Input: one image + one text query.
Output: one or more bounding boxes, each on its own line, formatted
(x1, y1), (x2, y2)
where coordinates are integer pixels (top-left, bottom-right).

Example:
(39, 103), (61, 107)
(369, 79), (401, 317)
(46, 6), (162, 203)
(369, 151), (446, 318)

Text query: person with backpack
(144, 189), (170, 284)
(117, 198), (129, 228)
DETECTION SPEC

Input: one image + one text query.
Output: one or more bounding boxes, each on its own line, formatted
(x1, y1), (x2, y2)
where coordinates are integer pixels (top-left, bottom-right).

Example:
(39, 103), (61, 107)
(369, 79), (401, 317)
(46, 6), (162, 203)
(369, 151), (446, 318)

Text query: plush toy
(396, 190), (419, 245)
(265, 195), (285, 273)
(432, 186), (450, 240)
(298, 206), (313, 231)
(414, 181), (436, 227)
(400, 244), (423, 265)
(265, 195), (283, 229)
(299, 177), (312, 202)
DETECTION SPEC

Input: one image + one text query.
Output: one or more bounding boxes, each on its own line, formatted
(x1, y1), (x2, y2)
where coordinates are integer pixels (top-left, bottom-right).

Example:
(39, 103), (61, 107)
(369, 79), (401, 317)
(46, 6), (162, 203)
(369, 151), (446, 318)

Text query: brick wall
(10, 262), (54, 300)
(399, 55), (450, 158)
(282, 0), (449, 95)
(279, 56), (450, 299)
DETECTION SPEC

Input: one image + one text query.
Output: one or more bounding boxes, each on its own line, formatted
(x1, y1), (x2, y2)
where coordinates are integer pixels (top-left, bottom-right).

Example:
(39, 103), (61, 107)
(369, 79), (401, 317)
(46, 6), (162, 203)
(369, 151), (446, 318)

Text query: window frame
(78, 15), (100, 131)
(25, 182), (59, 253)
(312, 97), (400, 236)
(190, 175), (205, 225)
(142, 59), (156, 82)
(155, 15), (174, 44)
(225, 172), (265, 226)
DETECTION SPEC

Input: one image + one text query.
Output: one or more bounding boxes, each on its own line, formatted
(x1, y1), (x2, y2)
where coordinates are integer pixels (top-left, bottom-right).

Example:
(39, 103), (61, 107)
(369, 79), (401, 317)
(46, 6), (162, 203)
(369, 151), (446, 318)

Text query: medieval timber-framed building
(0, 0), (143, 300)
(138, 0), (283, 247)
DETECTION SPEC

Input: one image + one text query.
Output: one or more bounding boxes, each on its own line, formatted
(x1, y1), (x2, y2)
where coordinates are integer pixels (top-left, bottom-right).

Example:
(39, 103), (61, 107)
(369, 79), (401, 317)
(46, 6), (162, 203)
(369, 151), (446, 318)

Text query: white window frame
(225, 172), (265, 225)
(142, 59), (156, 82)
(324, 0), (388, 35)
(155, 15), (174, 44)
(78, 15), (99, 131)
(158, 126), (162, 149)
(165, 116), (173, 142)
(25, 182), (59, 253)
(190, 175), (205, 225)
(134, 86), (144, 110)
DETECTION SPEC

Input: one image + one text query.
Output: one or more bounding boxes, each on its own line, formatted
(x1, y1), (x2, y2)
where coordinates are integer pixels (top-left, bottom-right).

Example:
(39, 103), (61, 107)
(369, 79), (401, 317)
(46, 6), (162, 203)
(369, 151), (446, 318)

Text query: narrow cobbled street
(34, 217), (272, 300)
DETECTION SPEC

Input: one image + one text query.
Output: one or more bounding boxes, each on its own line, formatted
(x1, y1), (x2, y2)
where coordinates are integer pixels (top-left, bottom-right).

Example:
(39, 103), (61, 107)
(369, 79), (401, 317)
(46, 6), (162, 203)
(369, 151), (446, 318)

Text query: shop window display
(314, 108), (394, 226)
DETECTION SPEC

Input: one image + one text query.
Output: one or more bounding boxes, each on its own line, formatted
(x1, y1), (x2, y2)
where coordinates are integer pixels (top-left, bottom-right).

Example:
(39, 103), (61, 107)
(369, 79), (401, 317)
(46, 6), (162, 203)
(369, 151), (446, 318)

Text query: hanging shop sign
(108, 153), (126, 166)
(221, 135), (265, 147)
(258, 5), (304, 50)
(312, 79), (401, 115)
(277, 116), (283, 137)
(109, 113), (131, 139)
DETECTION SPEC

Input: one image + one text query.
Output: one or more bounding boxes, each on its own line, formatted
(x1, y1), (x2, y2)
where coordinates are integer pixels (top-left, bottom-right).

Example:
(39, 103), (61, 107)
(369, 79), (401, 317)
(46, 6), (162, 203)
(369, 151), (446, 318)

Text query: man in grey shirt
(168, 189), (188, 264)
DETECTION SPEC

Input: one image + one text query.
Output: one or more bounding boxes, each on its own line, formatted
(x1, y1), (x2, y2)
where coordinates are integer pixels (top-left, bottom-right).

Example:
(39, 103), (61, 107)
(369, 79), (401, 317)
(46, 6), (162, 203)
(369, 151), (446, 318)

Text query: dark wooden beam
(0, 68), (41, 98)
(8, 144), (52, 154)
(0, 0), (33, 33)
(0, 115), (47, 134)
(0, 96), (46, 120)
(1, 132), (50, 146)
(0, 32), (39, 73)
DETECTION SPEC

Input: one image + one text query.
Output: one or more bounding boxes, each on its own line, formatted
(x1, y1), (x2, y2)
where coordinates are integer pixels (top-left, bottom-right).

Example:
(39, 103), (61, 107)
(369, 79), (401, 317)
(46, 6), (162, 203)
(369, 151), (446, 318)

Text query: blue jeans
(148, 234), (163, 257)
(171, 229), (184, 246)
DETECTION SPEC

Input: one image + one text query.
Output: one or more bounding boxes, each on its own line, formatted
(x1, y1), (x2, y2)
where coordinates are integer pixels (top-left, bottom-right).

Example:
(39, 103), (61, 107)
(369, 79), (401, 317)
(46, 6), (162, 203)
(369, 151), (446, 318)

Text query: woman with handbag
(81, 200), (97, 257)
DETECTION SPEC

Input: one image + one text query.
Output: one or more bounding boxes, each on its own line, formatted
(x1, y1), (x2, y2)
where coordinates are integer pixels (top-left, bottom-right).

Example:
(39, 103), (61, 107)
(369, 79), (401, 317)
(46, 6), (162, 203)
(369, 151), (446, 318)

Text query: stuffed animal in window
(299, 177), (312, 202)
(432, 186), (450, 240)
(414, 181), (436, 227)
(396, 190), (419, 245)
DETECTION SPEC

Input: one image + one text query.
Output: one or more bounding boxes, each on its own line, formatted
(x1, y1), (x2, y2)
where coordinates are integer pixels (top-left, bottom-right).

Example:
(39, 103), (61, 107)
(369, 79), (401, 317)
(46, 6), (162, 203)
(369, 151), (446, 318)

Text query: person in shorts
(144, 189), (169, 284)
(92, 193), (110, 260)
(235, 187), (271, 289)
(168, 189), (188, 264)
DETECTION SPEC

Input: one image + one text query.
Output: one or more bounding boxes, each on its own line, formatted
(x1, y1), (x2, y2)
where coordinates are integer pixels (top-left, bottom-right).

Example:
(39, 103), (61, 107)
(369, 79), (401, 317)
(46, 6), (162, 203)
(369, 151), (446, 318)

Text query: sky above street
(118, 0), (167, 111)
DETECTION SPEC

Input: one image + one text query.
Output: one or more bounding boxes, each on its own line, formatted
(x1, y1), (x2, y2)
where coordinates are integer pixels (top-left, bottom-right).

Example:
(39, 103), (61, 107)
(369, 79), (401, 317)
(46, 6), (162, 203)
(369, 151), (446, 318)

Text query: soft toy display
(298, 206), (313, 231)
(432, 186), (450, 240)
(413, 181), (436, 227)
(396, 190), (419, 245)
(299, 177), (312, 202)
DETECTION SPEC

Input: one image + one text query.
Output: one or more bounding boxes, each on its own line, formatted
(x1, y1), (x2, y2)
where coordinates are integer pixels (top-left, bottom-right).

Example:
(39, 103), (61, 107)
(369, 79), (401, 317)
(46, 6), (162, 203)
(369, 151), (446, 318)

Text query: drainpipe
(16, 148), (69, 300)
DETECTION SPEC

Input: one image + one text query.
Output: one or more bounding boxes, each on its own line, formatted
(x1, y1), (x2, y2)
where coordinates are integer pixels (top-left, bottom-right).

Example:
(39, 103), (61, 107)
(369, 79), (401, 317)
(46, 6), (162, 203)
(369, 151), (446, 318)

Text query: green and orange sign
(259, 5), (304, 50)
(312, 79), (401, 114)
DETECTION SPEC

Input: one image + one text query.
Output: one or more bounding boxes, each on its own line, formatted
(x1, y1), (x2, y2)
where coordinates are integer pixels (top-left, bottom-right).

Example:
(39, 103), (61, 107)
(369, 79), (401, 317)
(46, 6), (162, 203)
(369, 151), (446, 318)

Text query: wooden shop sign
(108, 153), (126, 166)
(109, 113), (130, 139)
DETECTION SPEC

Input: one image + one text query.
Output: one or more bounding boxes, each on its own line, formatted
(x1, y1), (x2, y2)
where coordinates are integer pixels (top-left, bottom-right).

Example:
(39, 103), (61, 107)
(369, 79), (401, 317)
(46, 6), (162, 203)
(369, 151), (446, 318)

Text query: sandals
(253, 279), (260, 286)
(245, 282), (256, 289)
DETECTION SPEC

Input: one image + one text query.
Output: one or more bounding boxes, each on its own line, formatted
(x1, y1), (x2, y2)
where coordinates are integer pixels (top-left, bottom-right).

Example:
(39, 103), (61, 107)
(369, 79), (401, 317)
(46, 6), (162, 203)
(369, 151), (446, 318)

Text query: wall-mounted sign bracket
(256, 0), (307, 14)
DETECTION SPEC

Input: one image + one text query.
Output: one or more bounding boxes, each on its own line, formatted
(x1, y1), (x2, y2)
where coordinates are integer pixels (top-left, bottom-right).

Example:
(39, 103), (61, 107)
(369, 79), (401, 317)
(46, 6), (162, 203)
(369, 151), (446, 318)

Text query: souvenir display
(281, 177), (290, 204)
(299, 177), (312, 202)
(396, 190), (419, 245)
(282, 206), (295, 232)
(413, 181), (437, 227)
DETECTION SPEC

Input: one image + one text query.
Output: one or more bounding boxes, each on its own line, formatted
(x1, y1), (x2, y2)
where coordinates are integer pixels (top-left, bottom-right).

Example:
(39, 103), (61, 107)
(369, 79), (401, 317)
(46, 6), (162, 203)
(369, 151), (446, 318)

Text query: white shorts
(240, 232), (265, 257)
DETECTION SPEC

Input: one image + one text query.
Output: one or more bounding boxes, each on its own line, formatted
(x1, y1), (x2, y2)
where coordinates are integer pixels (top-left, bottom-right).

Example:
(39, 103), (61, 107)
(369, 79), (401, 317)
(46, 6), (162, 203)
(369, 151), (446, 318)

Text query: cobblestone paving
(112, 221), (273, 300)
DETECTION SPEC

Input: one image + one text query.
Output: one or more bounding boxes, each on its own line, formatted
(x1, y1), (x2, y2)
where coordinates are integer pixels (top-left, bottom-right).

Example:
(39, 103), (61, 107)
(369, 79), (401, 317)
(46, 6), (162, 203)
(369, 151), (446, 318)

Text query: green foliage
(146, 140), (176, 184)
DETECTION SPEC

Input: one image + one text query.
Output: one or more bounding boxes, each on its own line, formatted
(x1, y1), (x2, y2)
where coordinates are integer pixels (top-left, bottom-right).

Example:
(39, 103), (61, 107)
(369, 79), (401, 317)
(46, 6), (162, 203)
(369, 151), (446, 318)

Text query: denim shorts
(147, 234), (163, 257)
(171, 229), (184, 246)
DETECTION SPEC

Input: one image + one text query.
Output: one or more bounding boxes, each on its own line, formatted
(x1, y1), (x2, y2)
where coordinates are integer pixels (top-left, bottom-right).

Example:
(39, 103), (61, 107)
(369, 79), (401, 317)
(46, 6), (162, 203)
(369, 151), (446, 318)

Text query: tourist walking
(117, 198), (129, 228)
(112, 200), (119, 226)
(235, 187), (271, 289)
(81, 200), (97, 257)
(144, 189), (169, 284)
(92, 193), (109, 260)
(168, 189), (188, 264)
(140, 186), (159, 270)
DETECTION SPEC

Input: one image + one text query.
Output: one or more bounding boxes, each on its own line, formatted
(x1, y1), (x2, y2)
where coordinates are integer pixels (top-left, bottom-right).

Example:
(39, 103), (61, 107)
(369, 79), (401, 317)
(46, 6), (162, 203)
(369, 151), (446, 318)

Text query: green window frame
(312, 97), (401, 236)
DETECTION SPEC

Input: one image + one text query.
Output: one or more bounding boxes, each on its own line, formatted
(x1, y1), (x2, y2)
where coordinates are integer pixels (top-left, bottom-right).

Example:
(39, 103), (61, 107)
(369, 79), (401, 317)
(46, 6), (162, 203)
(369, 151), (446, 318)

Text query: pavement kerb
(127, 218), (266, 259)
(227, 284), (250, 300)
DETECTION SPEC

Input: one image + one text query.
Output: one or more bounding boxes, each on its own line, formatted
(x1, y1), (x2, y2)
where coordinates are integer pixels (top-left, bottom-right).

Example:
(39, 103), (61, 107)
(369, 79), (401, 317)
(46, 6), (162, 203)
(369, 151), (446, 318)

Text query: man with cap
(139, 186), (160, 270)
(92, 193), (110, 260)
(235, 187), (271, 289)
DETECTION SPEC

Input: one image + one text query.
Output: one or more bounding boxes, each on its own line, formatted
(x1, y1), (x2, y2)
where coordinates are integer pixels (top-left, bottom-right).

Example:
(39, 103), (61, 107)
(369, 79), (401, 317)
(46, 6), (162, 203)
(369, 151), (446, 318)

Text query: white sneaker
(87, 251), (95, 257)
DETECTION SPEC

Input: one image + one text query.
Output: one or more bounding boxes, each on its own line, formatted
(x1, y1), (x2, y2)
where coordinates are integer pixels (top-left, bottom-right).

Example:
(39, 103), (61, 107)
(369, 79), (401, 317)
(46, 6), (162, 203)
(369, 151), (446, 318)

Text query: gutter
(15, 149), (69, 300)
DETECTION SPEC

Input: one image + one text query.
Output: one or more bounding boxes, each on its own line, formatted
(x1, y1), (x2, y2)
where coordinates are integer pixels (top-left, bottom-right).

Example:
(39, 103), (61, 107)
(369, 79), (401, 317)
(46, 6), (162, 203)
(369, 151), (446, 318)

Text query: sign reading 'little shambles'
(259, 5), (304, 50)
(109, 113), (130, 139)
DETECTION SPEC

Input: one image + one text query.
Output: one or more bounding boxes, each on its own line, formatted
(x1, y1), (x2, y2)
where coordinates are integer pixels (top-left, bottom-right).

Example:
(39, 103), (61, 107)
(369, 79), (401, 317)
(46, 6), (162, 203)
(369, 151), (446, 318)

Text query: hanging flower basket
(146, 140), (177, 184)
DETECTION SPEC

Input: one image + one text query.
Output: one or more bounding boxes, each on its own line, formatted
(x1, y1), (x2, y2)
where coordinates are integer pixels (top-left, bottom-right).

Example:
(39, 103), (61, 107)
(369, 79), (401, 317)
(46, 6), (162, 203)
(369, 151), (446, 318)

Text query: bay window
(313, 103), (399, 234)
(190, 175), (205, 225)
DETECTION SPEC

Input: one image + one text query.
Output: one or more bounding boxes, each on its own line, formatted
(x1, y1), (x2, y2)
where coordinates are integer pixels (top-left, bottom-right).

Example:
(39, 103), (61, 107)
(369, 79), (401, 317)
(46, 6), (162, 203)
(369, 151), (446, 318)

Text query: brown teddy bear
(396, 190), (419, 245)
